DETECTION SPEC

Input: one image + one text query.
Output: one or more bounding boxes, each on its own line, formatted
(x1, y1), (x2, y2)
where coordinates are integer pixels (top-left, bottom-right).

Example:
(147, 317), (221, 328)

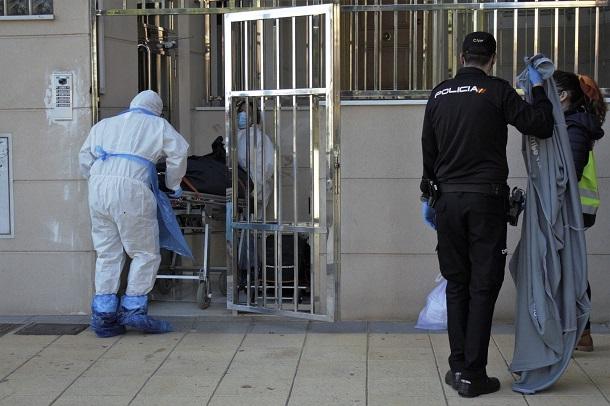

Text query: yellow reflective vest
(579, 151), (600, 215)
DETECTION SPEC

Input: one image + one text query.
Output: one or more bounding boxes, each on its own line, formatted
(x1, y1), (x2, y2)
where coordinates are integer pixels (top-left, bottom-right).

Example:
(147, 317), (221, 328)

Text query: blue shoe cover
(118, 295), (173, 334)
(91, 294), (126, 338)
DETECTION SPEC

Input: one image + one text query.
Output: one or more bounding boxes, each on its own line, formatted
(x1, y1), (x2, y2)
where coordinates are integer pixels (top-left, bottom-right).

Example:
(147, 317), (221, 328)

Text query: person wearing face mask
(553, 70), (606, 352)
(236, 102), (275, 213)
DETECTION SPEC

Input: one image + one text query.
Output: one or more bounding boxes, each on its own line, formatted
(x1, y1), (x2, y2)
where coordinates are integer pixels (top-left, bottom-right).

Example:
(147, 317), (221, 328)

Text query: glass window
(7, 0), (29, 16)
(32, 0), (53, 15)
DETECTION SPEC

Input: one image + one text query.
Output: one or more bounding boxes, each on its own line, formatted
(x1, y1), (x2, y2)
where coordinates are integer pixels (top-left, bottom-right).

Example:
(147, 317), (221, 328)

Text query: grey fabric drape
(509, 54), (591, 394)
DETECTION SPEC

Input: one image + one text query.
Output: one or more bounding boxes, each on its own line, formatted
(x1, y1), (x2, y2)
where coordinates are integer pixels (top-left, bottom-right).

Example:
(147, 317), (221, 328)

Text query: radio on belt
(51, 72), (73, 121)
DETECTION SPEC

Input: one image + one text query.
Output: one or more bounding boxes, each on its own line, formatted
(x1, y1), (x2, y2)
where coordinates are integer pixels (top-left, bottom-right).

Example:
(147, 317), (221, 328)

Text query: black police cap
(462, 32), (496, 56)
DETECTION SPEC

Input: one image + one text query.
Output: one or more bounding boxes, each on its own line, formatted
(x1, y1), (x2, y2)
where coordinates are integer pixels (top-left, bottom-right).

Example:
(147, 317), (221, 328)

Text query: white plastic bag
(415, 274), (447, 330)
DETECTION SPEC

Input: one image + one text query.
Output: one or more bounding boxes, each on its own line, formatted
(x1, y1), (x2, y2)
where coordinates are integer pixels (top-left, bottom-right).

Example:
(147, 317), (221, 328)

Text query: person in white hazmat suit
(236, 103), (275, 212)
(79, 90), (189, 337)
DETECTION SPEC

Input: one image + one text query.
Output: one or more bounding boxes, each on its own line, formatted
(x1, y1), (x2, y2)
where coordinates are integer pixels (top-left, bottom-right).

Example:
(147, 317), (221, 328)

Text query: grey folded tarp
(508, 55), (591, 394)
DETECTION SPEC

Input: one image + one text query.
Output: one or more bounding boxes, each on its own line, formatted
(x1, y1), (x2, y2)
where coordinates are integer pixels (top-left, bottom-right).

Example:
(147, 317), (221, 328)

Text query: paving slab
(289, 376), (366, 404)
(446, 397), (528, 406)
(0, 375), (74, 398)
(210, 394), (289, 406)
(51, 395), (132, 406)
(130, 395), (210, 406)
(525, 395), (610, 406)
(368, 394), (446, 406)
(296, 360), (365, 379)
(368, 359), (439, 378)
(368, 376), (446, 398)
(136, 374), (216, 398)
(0, 394), (56, 406)
(368, 332), (431, 348)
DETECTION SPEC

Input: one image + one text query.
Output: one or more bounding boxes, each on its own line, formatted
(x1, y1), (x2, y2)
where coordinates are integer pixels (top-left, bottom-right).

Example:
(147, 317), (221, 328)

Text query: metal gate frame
(224, 4), (341, 321)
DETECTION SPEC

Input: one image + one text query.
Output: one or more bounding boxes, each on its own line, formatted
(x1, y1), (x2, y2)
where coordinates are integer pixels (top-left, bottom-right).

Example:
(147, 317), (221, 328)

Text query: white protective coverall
(79, 91), (189, 296)
(237, 125), (275, 207)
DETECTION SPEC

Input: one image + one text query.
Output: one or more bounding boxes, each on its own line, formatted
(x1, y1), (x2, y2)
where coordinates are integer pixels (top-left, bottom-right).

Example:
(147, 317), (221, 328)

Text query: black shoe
(444, 370), (462, 390)
(458, 376), (501, 398)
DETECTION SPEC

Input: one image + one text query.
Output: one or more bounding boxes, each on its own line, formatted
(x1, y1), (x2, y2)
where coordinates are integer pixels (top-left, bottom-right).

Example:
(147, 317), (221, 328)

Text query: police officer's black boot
(444, 370), (462, 391)
(458, 376), (500, 398)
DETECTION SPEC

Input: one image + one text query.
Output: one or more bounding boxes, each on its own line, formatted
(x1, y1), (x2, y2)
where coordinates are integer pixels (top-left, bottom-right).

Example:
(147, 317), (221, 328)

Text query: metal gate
(224, 4), (340, 321)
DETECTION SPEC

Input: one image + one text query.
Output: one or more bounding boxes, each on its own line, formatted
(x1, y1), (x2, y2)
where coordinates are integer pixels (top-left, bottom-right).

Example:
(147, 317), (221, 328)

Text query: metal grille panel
(14, 323), (89, 336)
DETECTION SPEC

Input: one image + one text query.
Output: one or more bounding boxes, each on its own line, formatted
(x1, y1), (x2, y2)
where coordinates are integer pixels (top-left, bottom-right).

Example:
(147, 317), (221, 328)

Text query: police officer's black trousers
(435, 192), (507, 380)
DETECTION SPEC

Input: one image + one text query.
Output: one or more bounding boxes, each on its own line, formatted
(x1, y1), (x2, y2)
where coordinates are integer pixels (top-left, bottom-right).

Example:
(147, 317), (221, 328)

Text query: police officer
(420, 32), (554, 397)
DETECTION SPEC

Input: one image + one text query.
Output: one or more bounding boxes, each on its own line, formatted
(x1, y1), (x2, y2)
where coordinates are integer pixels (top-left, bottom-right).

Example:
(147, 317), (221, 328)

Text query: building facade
(1, 0), (609, 322)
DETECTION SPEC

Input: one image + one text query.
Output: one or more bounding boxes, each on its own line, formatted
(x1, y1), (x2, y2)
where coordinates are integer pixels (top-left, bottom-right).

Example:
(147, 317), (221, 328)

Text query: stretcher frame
(155, 190), (237, 309)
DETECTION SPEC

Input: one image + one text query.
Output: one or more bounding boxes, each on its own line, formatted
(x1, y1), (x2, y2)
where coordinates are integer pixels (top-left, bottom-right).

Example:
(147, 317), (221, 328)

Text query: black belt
(439, 183), (509, 196)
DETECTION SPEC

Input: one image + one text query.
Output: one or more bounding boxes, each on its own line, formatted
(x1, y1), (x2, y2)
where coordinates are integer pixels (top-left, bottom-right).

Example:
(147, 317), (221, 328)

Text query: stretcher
(155, 189), (231, 309)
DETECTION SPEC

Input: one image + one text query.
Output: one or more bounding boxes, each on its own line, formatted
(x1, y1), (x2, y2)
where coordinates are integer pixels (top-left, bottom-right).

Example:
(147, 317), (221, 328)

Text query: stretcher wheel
(218, 270), (227, 296)
(197, 280), (211, 309)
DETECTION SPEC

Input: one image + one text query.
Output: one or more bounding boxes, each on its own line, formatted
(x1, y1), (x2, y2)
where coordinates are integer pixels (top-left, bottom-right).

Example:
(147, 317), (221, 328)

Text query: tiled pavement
(0, 316), (608, 406)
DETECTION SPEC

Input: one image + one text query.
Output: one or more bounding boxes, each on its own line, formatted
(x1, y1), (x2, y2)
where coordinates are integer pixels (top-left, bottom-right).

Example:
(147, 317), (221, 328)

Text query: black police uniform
(421, 67), (554, 380)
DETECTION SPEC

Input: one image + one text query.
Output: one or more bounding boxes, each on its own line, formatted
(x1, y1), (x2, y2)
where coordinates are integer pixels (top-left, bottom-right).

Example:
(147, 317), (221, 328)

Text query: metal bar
(274, 15), (282, 311)
(493, 2), (498, 76)
(363, 0), (368, 90)
(292, 13), (299, 312)
(100, 6), (270, 16)
(260, 18), (267, 307)
(156, 275), (203, 280)
(393, 0), (398, 90)
(99, 1), (607, 16)
(231, 88), (327, 97)
(412, 3), (418, 89)
(513, 9), (517, 87)
(451, 0), (454, 76)
(232, 222), (321, 233)
(227, 304), (332, 321)
(349, 2), (354, 91)
(431, 1), (438, 86)
(90, 0), (99, 124)
(308, 13), (316, 314)
(473, 0), (478, 31)
(324, 4), (340, 322)
(224, 14), (237, 309)
(226, 4), (333, 22)
(340, 89), (610, 99)
(534, 0), (539, 54)
(203, 223), (210, 278)
(574, 7), (579, 73)
(341, 1), (606, 12)
(373, 0), (378, 90)
(422, 8), (427, 88)
(354, 1), (359, 90)
(373, 0), (380, 90)
(204, 3), (211, 104)
(594, 7), (600, 81)
(554, 3), (559, 64)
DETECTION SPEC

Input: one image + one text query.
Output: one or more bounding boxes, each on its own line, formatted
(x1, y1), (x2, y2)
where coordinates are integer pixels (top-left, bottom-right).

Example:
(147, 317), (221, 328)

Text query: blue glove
(421, 201), (437, 230)
(528, 65), (543, 87)
(168, 187), (183, 198)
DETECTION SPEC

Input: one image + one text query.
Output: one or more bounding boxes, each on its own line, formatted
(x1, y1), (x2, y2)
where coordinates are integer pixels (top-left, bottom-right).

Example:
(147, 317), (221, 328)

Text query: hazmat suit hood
(129, 90), (163, 116)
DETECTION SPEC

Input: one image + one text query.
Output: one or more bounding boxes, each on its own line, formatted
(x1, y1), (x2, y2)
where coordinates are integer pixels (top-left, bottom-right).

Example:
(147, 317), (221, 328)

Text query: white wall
(339, 103), (610, 323)
(0, 1), (94, 315)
